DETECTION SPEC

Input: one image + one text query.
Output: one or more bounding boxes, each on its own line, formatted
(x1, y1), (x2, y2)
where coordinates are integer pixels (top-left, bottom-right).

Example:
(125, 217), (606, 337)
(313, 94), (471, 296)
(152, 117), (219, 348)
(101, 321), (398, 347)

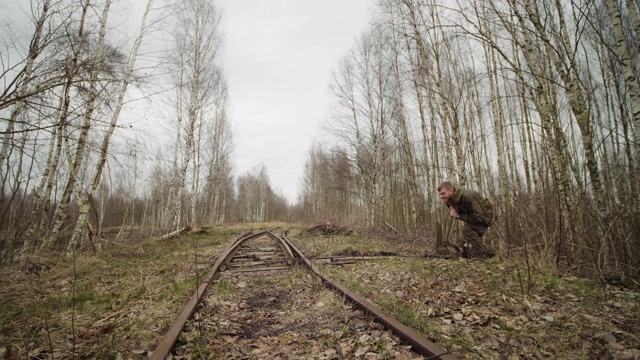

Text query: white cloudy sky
(3, 0), (373, 203)
(218, 1), (373, 202)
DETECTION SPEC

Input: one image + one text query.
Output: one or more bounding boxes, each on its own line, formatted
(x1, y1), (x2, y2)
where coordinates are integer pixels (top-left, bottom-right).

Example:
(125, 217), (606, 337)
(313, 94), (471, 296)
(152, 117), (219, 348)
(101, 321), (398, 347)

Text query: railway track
(150, 231), (457, 359)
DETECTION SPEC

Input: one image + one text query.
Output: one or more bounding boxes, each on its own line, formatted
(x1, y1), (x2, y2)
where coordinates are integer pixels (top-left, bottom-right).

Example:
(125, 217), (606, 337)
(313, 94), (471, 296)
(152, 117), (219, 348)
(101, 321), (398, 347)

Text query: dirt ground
(175, 268), (421, 359)
(290, 226), (640, 360)
(0, 223), (638, 359)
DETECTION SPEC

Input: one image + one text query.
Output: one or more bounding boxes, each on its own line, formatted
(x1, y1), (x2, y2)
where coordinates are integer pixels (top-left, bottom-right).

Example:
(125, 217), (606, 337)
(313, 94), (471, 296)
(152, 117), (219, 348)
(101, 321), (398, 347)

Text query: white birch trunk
(164, 88), (183, 230)
(524, 0), (606, 218)
(606, 0), (640, 210)
(67, 0), (155, 252)
(20, 117), (61, 257)
(624, 0), (640, 54)
(41, 0), (92, 250)
(64, 0), (114, 252)
(0, 0), (51, 174)
(190, 117), (203, 229)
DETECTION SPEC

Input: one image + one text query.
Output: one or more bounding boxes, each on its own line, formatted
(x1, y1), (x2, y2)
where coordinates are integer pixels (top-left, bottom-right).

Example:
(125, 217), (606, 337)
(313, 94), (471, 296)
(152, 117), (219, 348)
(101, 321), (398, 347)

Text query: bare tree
(203, 80), (233, 225)
(312, 0), (640, 279)
(66, 0), (157, 253)
(40, 0), (94, 250)
(327, 28), (394, 227)
(0, 0), (51, 173)
(605, 0), (640, 210)
(162, 0), (224, 231)
(235, 165), (288, 223)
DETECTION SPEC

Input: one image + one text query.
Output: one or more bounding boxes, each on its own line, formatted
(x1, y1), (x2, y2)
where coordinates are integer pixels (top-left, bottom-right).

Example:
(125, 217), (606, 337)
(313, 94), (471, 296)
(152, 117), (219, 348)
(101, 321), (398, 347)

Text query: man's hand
(449, 206), (459, 219)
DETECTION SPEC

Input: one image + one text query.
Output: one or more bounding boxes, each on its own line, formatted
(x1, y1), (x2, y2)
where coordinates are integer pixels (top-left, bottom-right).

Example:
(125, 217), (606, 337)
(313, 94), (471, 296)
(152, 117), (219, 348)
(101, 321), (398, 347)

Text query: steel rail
(269, 231), (295, 265)
(225, 231), (294, 271)
(280, 230), (459, 360)
(149, 230), (266, 360)
(151, 230), (458, 359)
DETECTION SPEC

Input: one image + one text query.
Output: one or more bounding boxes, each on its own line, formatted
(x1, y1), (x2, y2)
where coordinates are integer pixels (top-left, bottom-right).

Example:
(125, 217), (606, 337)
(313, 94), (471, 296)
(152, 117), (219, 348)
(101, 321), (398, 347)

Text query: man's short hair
(437, 181), (454, 191)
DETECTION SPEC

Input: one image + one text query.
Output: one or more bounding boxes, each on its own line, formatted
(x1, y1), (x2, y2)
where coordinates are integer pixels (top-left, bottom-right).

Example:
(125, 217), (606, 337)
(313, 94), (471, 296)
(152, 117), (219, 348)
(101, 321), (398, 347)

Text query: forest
(301, 0), (640, 283)
(1, 0), (639, 285)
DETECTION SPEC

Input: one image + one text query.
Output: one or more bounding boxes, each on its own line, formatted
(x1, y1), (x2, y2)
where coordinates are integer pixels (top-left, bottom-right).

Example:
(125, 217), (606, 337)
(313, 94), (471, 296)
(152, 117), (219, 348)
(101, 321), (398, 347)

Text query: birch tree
(307, 0), (640, 279)
(40, 0), (94, 250)
(163, 0), (224, 231)
(203, 88), (233, 226)
(605, 0), (640, 210)
(0, 0), (51, 174)
(65, 0), (157, 253)
(327, 29), (393, 227)
(2, 1), (84, 253)
(384, 4), (422, 228)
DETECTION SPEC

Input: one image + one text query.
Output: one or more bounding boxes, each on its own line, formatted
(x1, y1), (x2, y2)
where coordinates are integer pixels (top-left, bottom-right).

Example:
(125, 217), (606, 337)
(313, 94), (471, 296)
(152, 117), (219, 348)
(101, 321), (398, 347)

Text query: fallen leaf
(223, 335), (237, 344)
(620, 349), (640, 359)
(355, 346), (370, 357)
(325, 349), (337, 356)
(453, 281), (466, 293)
(505, 320), (521, 330)
(599, 332), (617, 344)
(320, 329), (332, 336)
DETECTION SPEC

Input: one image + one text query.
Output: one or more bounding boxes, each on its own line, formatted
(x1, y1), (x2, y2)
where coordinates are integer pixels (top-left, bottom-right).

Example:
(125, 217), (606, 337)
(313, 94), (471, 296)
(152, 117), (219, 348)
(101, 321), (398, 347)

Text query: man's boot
(466, 239), (495, 258)
(457, 241), (469, 258)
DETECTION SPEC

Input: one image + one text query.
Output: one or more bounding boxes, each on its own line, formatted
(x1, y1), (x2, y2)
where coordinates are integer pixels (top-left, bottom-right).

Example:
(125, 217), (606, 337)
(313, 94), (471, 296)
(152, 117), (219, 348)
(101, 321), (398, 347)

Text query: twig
(272, 320), (318, 335)
(35, 274), (55, 360)
(71, 249), (77, 360)
(384, 222), (399, 234)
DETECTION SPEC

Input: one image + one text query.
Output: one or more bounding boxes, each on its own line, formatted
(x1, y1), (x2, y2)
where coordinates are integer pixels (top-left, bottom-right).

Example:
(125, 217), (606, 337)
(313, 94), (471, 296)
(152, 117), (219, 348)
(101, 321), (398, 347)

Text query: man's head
(437, 181), (455, 203)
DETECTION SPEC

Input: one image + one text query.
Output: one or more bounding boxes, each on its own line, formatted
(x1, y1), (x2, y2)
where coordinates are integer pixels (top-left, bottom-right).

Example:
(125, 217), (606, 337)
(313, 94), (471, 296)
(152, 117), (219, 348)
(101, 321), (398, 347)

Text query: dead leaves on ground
(321, 258), (640, 359)
(2, 226), (639, 360)
(303, 222), (353, 237)
(174, 268), (422, 359)
(0, 237), (230, 359)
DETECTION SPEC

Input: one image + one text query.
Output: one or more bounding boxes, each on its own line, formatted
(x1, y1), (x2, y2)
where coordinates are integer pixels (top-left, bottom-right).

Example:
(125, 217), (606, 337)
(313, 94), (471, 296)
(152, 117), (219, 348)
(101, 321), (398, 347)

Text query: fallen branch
(160, 226), (192, 240)
(384, 221), (399, 233)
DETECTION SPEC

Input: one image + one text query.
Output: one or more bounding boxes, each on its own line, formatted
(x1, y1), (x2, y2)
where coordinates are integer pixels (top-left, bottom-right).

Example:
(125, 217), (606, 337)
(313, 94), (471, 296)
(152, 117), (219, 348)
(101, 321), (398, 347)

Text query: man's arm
(457, 190), (490, 224)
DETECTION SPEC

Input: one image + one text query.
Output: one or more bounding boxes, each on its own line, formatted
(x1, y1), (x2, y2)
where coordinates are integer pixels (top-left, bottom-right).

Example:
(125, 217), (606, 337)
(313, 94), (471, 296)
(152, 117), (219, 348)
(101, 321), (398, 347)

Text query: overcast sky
(218, 0), (373, 202)
(2, 0), (373, 203)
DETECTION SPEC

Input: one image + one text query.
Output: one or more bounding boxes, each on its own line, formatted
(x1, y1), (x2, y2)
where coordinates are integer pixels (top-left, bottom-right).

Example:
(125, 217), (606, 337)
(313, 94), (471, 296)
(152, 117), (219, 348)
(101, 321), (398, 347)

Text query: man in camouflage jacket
(437, 181), (495, 258)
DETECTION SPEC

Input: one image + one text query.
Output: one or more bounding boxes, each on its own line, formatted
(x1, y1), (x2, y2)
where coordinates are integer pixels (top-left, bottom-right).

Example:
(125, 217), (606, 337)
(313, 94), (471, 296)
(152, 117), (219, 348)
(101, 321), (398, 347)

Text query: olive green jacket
(446, 188), (495, 226)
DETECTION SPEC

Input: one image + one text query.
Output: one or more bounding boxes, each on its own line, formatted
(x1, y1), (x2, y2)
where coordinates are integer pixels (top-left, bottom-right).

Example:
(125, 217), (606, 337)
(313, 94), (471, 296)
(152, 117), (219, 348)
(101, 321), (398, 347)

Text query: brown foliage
(304, 222), (353, 236)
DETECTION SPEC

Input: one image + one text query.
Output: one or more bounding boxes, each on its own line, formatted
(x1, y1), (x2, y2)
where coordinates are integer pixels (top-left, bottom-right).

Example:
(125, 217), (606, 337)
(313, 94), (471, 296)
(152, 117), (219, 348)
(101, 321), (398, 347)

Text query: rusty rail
(151, 230), (458, 360)
(149, 231), (261, 360)
(280, 230), (458, 360)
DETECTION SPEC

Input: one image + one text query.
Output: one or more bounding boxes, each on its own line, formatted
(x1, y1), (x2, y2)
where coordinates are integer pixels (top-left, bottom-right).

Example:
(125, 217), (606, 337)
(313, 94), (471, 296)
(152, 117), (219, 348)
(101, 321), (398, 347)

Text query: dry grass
(177, 264), (420, 359)
(288, 227), (640, 359)
(0, 226), (241, 359)
(1, 223), (638, 359)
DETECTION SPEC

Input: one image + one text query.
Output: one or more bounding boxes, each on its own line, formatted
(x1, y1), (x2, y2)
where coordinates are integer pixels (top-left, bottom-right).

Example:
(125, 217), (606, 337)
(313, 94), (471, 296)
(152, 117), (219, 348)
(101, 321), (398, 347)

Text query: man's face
(438, 187), (455, 203)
